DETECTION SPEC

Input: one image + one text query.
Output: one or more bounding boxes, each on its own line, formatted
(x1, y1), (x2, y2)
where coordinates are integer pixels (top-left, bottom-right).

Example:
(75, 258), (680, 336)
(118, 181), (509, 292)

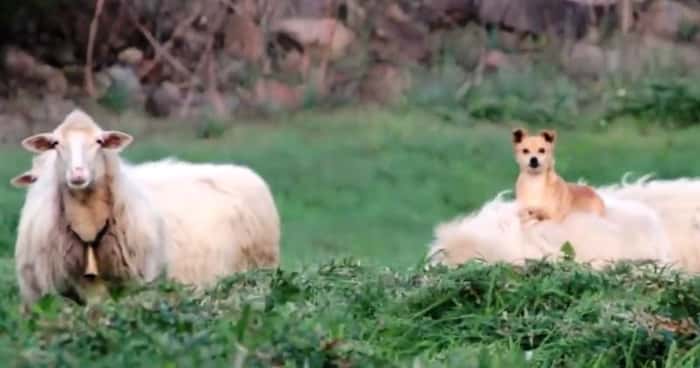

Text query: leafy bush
(462, 66), (582, 127)
(677, 21), (700, 43)
(98, 82), (132, 114)
(605, 78), (700, 128)
(195, 116), (227, 139)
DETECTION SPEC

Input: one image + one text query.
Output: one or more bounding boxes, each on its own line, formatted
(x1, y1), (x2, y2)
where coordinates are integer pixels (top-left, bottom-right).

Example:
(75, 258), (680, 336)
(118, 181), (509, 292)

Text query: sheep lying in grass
(427, 186), (673, 270)
(15, 110), (166, 307)
(602, 176), (700, 272)
(13, 156), (280, 288)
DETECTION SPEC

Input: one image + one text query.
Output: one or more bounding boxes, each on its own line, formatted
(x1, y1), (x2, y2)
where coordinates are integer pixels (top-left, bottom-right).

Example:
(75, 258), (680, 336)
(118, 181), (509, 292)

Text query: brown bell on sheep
(84, 245), (100, 280)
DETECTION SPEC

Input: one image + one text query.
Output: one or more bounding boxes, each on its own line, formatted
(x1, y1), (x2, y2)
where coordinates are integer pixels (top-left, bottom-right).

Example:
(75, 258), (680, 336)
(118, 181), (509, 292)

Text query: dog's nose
(529, 157), (539, 168)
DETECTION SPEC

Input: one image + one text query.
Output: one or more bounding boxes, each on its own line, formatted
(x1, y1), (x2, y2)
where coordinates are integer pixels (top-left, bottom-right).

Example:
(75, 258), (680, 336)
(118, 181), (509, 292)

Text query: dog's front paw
(518, 207), (547, 226)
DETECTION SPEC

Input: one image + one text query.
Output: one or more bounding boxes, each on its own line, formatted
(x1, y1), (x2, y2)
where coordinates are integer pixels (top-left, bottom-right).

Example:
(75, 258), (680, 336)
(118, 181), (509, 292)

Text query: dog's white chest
(517, 177), (548, 207)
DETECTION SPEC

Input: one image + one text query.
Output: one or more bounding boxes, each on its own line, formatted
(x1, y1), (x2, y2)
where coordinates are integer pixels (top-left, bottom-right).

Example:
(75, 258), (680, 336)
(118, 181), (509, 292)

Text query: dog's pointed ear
(540, 130), (556, 143)
(512, 128), (527, 144)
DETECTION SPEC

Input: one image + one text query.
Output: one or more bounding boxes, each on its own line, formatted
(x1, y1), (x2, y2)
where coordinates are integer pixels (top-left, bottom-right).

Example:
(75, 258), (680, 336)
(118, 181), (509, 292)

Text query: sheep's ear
(22, 133), (57, 153)
(10, 172), (37, 188)
(99, 131), (133, 151)
(540, 130), (556, 144)
(512, 128), (527, 144)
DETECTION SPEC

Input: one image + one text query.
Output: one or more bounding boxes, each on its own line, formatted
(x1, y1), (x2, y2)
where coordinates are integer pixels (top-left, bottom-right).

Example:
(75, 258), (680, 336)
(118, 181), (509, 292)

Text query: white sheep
(14, 110), (166, 307)
(427, 188), (673, 270)
(128, 158), (281, 286)
(13, 155), (280, 288)
(601, 176), (700, 272)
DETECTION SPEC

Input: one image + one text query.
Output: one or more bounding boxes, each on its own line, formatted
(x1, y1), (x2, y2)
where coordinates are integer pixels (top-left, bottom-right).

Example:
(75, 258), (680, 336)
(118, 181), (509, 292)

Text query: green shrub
(462, 66), (581, 127)
(605, 78), (700, 128)
(195, 116), (227, 139)
(98, 82), (132, 114)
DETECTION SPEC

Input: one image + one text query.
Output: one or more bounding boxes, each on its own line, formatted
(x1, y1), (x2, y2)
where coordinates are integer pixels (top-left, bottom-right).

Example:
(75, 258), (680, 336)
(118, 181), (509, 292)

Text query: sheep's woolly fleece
(427, 174), (700, 271)
(127, 157), (281, 286)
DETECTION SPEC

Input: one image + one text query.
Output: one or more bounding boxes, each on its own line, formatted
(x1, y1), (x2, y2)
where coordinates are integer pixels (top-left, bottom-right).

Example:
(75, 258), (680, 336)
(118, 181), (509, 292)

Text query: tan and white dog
(512, 128), (605, 224)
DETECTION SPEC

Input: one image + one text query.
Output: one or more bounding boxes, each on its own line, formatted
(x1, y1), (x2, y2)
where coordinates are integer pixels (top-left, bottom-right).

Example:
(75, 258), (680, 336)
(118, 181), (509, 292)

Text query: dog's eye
(522, 149), (530, 154)
(538, 148), (546, 154)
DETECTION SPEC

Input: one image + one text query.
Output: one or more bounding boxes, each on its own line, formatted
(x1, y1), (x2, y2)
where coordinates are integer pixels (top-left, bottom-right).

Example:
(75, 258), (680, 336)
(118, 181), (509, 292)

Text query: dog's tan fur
(512, 128), (605, 224)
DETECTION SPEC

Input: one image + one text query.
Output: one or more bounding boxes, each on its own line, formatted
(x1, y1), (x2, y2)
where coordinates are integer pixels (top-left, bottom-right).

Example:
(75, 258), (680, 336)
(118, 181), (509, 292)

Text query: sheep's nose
(69, 167), (88, 186)
(70, 177), (87, 186)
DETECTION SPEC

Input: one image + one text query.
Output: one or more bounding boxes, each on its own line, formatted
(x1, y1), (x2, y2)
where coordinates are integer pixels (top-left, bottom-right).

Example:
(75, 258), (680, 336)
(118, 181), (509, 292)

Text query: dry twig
(179, 38), (213, 118)
(122, 0), (192, 77)
(137, 5), (203, 79)
(85, 0), (106, 97)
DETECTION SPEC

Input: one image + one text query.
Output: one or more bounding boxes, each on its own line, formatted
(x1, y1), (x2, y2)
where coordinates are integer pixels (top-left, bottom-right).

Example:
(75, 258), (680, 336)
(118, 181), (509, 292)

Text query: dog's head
(512, 128), (556, 174)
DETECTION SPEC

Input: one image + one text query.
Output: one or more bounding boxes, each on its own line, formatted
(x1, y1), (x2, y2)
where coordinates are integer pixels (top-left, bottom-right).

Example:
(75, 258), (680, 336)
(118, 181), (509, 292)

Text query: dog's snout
(529, 157), (539, 168)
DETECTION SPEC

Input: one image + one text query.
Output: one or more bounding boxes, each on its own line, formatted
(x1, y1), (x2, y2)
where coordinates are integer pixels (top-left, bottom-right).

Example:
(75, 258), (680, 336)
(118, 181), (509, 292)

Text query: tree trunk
(619, 0), (632, 34)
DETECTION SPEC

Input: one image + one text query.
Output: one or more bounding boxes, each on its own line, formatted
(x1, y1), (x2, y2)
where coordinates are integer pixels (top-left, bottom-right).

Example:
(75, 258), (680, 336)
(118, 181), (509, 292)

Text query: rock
(370, 6), (431, 65)
(4, 47), (68, 97)
(251, 79), (303, 111)
(638, 34), (700, 70)
(146, 82), (182, 117)
(0, 94), (75, 142)
(118, 47), (144, 66)
(598, 34), (700, 80)
(53, 43), (77, 65)
(93, 70), (113, 99)
(44, 71), (69, 97)
(637, 0), (700, 42)
(562, 42), (607, 79)
(417, 0), (477, 30)
(359, 63), (410, 105)
(3, 48), (37, 78)
(33, 64), (68, 97)
(223, 14), (264, 63)
(272, 18), (356, 62)
(273, 48), (311, 79)
(105, 65), (144, 105)
(39, 95), (77, 127)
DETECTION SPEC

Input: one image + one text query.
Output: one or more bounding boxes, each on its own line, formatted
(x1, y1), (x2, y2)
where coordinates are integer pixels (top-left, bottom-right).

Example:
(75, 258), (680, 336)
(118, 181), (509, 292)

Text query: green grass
(2, 260), (700, 367)
(2, 106), (700, 365)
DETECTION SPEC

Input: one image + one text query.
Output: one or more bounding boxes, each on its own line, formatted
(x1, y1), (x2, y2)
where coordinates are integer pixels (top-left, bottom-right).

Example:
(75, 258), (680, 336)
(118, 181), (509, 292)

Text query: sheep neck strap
(69, 220), (110, 248)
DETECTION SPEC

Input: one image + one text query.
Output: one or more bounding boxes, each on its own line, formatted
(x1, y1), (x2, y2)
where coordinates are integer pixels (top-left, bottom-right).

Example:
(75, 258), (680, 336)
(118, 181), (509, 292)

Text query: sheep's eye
(522, 148), (529, 154)
(538, 148), (546, 154)
(96, 139), (104, 145)
(49, 140), (59, 148)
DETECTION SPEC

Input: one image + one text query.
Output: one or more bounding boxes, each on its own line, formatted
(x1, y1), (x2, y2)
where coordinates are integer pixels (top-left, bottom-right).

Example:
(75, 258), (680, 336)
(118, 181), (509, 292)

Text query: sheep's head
(21, 110), (132, 190)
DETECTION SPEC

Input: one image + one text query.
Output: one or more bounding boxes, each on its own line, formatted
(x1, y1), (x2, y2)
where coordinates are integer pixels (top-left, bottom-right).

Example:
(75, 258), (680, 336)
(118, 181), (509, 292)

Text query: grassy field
(1, 106), (700, 366)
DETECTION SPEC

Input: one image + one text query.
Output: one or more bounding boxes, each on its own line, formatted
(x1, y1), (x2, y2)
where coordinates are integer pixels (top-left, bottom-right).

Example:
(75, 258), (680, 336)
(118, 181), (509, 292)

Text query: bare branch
(122, 0), (192, 77)
(137, 5), (202, 79)
(85, 0), (106, 97)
